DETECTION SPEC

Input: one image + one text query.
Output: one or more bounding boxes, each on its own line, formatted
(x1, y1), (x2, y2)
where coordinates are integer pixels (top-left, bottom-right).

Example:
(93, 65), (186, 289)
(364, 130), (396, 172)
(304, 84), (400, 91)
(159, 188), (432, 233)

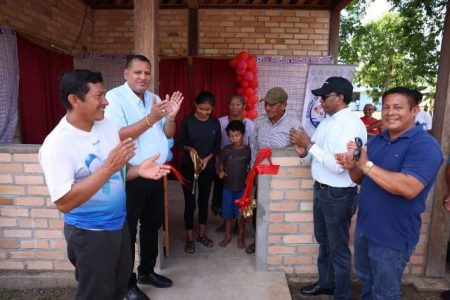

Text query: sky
(362, 0), (392, 23)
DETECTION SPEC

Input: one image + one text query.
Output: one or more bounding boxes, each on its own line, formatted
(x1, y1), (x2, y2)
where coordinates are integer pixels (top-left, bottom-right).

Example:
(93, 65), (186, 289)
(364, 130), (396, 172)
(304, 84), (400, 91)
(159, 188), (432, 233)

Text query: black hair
(382, 87), (418, 108)
(195, 91), (215, 106)
(228, 93), (245, 105)
(59, 69), (103, 110)
(226, 120), (245, 135)
(125, 54), (151, 69)
(413, 89), (423, 103)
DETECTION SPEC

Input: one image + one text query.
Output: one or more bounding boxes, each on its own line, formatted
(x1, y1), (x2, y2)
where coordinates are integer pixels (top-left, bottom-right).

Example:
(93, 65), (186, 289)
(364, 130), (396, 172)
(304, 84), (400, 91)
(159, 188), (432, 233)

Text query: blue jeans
(355, 229), (413, 300)
(313, 184), (357, 300)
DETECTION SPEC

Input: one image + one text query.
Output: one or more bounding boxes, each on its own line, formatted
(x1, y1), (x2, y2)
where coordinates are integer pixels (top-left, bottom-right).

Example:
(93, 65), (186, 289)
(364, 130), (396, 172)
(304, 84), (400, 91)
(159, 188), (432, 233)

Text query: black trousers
(64, 222), (131, 300)
(181, 157), (215, 230)
(126, 177), (164, 283)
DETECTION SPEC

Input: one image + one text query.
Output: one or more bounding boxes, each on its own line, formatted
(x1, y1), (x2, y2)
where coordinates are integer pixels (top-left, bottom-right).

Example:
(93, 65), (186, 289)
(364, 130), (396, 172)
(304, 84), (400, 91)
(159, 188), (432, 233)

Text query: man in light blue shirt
(105, 55), (183, 300)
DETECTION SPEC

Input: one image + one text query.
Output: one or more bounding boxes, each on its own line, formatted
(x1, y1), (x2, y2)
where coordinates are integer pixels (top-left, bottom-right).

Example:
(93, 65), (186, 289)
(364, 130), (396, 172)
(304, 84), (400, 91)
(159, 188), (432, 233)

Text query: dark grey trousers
(64, 222), (132, 300)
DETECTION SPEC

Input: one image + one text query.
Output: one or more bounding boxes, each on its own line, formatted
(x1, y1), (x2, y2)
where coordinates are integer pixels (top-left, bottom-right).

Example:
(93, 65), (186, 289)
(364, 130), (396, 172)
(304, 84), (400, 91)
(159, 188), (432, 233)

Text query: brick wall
(0, 146), (72, 271)
(0, 146), (431, 276)
(259, 148), (431, 276)
(0, 0), (93, 53)
(199, 9), (330, 57)
(1, 2), (329, 57)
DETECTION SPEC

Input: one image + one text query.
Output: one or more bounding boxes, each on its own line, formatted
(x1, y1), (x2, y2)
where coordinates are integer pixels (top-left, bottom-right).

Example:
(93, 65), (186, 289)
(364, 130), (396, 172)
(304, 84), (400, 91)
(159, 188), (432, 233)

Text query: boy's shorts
(222, 188), (243, 220)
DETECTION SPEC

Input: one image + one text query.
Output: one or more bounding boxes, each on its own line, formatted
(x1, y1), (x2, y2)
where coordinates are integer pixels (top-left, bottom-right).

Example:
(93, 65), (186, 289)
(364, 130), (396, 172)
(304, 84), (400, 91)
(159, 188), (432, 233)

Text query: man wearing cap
(290, 77), (367, 299)
(247, 87), (300, 253)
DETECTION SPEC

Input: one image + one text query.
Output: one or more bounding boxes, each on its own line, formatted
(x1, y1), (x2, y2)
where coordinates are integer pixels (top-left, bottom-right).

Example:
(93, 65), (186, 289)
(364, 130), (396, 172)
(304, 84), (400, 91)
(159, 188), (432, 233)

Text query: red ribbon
(165, 163), (189, 187)
(234, 148), (279, 215)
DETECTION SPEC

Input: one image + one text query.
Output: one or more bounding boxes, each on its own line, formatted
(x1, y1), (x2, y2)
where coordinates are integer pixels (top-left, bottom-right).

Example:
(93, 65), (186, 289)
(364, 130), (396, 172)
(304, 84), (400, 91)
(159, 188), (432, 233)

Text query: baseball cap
(262, 87), (288, 104)
(311, 77), (353, 103)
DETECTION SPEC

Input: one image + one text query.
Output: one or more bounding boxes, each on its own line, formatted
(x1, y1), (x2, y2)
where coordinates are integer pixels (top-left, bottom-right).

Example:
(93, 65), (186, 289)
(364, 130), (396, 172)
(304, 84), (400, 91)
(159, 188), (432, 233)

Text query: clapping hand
(148, 96), (170, 123)
(138, 153), (171, 180)
(104, 138), (136, 174)
(163, 91), (184, 120)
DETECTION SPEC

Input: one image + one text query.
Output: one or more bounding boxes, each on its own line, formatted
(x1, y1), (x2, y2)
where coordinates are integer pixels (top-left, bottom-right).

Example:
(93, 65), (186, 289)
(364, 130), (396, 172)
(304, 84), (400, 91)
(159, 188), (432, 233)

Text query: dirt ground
(288, 275), (447, 300)
(0, 281), (447, 300)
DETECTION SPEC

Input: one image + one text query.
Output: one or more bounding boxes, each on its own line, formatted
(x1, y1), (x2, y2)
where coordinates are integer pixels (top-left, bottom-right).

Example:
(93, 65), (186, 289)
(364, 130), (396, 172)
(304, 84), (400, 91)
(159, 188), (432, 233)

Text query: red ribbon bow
(234, 148), (280, 216)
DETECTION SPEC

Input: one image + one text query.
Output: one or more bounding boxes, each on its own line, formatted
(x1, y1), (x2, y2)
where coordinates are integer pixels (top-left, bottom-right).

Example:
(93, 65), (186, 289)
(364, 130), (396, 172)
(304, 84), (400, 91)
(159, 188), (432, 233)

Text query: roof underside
(83, 0), (352, 11)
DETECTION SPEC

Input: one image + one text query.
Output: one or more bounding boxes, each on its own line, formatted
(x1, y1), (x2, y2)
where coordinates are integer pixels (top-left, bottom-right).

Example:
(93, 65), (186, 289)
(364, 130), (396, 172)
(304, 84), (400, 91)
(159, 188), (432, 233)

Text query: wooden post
(134, 0), (159, 93)
(163, 176), (169, 256)
(133, 0), (164, 268)
(425, 2), (450, 278)
(329, 9), (340, 63)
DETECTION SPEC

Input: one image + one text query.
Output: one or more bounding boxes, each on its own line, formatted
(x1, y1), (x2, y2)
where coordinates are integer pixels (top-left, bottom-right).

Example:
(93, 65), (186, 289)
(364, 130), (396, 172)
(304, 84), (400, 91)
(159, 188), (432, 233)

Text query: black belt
(314, 181), (356, 190)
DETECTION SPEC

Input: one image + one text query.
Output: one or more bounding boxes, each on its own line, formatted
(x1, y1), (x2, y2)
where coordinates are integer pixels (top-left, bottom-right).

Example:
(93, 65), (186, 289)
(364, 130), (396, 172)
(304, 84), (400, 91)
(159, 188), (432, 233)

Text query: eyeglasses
(353, 137), (363, 161)
(321, 93), (338, 101)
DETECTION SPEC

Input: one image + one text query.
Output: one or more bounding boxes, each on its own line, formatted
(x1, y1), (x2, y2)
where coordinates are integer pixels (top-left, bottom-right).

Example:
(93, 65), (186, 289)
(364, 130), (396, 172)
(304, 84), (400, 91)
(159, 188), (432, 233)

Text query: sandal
(196, 236), (214, 248)
(185, 240), (195, 254)
(245, 243), (255, 254)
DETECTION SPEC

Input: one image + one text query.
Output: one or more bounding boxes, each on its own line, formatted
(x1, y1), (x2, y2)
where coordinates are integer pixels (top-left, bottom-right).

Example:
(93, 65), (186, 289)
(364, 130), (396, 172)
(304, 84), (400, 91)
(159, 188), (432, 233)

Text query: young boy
(218, 120), (251, 248)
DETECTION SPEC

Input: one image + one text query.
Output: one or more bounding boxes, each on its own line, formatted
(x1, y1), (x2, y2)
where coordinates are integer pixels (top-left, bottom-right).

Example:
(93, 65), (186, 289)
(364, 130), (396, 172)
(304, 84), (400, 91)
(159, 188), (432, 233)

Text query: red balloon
(237, 88), (244, 95)
(249, 80), (258, 89)
(249, 66), (258, 73)
(245, 103), (255, 110)
(244, 87), (254, 97)
(236, 68), (246, 76)
(242, 110), (248, 118)
(246, 56), (256, 68)
(240, 81), (249, 88)
(247, 109), (258, 120)
(238, 51), (249, 61)
(248, 94), (258, 105)
(229, 58), (239, 68)
(244, 71), (254, 82)
(237, 60), (247, 70)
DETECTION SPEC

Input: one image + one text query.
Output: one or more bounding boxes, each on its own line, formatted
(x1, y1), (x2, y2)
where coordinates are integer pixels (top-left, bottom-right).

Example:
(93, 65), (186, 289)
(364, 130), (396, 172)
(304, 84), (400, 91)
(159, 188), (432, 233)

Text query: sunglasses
(321, 93), (338, 101)
(353, 137), (363, 161)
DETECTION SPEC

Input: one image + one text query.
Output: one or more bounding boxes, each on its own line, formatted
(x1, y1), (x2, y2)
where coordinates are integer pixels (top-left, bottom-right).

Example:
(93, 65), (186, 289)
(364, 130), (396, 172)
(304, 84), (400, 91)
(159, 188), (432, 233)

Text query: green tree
(339, 0), (447, 103)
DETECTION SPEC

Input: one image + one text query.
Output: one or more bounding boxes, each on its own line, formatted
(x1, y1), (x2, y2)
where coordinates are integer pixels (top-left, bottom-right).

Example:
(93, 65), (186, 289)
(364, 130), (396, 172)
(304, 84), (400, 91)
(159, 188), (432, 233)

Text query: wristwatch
(304, 143), (314, 154)
(363, 161), (374, 175)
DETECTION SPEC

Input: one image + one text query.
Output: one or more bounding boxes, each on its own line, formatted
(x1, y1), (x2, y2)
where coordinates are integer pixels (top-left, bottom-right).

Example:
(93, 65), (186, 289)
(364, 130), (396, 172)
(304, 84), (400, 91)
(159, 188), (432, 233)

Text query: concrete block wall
(257, 148), (431, 276)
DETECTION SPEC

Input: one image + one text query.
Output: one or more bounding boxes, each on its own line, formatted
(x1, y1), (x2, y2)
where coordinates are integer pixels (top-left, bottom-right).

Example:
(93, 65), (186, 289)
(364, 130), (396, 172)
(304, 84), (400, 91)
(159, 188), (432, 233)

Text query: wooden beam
(186, 0), (199, 8)
(332, 0), (353, 12)
(328, 8), (339, 63)
(425, 1), (450, 278)
(188, 8), (199, 56)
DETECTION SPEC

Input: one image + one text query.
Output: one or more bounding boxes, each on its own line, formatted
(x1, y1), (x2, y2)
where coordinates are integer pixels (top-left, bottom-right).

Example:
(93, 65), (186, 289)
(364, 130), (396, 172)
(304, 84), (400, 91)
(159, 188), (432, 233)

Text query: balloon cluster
(229, 51), (259, 120)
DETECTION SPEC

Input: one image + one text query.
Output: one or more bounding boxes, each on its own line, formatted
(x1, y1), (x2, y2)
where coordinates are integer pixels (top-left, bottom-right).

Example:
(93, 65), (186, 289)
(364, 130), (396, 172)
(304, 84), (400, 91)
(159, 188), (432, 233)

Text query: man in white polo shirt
(105, 55), (183, 300)
(290, 77), (367, 300)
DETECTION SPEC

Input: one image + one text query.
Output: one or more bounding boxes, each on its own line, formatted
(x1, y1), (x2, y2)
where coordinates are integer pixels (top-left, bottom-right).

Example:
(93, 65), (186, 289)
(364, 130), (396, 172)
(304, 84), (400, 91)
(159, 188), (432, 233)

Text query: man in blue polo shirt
(336, 87), (442, 299)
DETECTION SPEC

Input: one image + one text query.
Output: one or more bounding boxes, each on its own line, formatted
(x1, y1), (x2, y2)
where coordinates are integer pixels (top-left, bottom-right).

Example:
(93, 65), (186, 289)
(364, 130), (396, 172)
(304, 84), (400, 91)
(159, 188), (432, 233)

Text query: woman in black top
(179, 91), (221, 254)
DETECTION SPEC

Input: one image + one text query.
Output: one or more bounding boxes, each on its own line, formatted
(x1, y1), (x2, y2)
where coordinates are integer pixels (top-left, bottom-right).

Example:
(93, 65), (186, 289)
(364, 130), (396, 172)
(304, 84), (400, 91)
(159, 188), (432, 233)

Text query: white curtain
(255, 56), (333, 120)
(0, 26), (19, 143)
(73, 53), (126, 91)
